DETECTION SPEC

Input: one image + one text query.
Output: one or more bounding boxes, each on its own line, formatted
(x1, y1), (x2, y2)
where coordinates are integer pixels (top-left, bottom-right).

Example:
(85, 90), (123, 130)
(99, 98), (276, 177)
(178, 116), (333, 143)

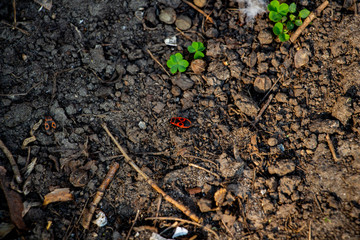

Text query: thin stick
(146, 49), (170, 77)
(182, 0), (214, 24)
(13, 0), (17, 26)
(326, 134), (339, 162)
(253, 94), (274, 125)
(125, 209), (140, 240)
(0, 80), (42, 96)
(0, 138), (22, 184)
(101, 123), (201, 223)
(145, 217), (219, 240)
(0, 20), (30, 36)
(188, 163), (220, 179)
(81, 161), (120, 229)
(290, 1), (329, 43)
(308, 220), (312, 240)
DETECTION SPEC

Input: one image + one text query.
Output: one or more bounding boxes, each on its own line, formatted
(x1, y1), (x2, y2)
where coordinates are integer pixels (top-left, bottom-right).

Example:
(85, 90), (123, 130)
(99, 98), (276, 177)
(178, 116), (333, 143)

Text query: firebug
(170, 117), (192, 128)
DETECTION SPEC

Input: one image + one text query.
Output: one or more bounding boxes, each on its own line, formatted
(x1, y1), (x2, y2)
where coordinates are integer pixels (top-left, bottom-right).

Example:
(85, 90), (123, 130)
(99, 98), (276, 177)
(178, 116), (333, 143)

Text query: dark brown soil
(1, 0), (359, 239)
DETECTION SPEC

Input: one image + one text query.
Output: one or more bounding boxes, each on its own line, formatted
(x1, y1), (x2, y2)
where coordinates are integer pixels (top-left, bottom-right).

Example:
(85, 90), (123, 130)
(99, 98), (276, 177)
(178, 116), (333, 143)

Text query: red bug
(44, 116), (56, 131)
(170, 117), (192, 128)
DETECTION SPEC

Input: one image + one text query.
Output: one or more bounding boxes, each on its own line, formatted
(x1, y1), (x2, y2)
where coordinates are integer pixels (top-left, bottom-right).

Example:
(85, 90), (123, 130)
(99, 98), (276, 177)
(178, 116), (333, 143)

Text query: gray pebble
(175, 15), (192, 30)
(159, 8), (176, 24)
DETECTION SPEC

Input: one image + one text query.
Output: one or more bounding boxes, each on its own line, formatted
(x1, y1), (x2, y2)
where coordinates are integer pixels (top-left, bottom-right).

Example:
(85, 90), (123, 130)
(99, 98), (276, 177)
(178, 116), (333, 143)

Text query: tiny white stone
(164, 36), (177, 46)
(92, 210), (107, 227)
(138, 121), (146, 129)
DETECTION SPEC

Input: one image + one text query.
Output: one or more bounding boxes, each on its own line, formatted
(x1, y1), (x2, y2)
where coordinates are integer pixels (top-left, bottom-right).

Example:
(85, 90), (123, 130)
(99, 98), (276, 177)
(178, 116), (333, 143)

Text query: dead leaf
(0, 166), (27, 230)
(43, 188), (73, 206)
(214, 188), (227, 206)
(69, 169), (88, 187)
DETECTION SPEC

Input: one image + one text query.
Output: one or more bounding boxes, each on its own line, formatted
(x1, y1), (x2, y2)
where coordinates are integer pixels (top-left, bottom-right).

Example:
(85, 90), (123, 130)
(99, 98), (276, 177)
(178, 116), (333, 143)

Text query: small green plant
(268, 0), (310, 42)
(167, 53), (189, 74)
(188, 42), (206, 59)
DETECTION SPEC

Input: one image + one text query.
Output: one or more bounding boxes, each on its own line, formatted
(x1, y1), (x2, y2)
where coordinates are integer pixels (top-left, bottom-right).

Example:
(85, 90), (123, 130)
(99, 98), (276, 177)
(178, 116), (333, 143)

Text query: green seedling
(167, 53), (189, 74)
(188, 42), (206, 59)
(268, 0), (310, 42)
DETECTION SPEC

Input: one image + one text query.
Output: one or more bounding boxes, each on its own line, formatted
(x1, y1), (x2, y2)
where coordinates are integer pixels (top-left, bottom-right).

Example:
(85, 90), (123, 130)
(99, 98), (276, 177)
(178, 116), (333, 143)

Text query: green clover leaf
(289, 3), (297, 13)
(167, 53), (189, 74)
(299, 9), (310, 19)
(273, 22), (283, 36)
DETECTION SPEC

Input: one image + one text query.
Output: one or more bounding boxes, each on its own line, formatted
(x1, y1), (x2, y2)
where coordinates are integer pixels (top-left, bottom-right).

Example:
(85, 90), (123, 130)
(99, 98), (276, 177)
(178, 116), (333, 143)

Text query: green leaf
(279, 32), (290, 42)
(273, 22), (283, 36)
(289, 14), (296, 21)
(295, 19), (302, 26)
(167, 53), (189, 74)
(289, 3), (296, 13)
(299, 9), (310, 18)
(268, 0), (279, 12)
(188, 42), (205, 52)
(286, 21), (294, 30)
(281, 16), (287, 22)
(278, 3), (289, 16)
(170, 66), (178, 74)
(194, 51), (204, 59)
(188, 45), (196, 53)
(179, 59), (189, 68)
(269, 11), (282, 22)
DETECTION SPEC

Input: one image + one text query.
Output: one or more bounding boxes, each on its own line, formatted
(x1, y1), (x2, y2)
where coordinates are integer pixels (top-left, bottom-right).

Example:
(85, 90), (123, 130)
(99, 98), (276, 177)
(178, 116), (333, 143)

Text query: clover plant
(188, 42), (206, 59)
(167, 53), (189, 74)
(268, 0), (310, 42)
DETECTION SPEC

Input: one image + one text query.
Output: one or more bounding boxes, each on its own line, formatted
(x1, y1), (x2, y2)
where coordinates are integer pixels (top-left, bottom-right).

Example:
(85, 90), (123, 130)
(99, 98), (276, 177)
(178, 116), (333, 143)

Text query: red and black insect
(44, 116), (56, 131)
(170, 117), (192, 128)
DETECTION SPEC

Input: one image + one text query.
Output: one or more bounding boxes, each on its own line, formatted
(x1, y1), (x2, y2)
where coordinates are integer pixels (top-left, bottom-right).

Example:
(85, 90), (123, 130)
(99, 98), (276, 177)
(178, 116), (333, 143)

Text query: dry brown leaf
(214, 188), (227, 206)
(43, 188), (73, 206)
(0, 167), (27, 230)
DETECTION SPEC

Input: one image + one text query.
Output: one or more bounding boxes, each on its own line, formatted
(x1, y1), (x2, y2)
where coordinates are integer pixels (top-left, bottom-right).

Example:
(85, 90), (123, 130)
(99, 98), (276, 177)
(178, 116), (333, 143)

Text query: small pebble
(254, 75), (272, 93)
(268, 138), (278, 147)
(194, 0), (206, 8)
(294, 48), (310, 68)
(159, 7), (176, 24)
(175, 15), (192, 30)
(138, 121), (146, 129)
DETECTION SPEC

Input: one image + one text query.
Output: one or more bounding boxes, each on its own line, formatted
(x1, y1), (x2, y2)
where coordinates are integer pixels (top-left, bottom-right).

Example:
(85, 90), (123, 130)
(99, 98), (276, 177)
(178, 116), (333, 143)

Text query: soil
(0, 0), (359, 239)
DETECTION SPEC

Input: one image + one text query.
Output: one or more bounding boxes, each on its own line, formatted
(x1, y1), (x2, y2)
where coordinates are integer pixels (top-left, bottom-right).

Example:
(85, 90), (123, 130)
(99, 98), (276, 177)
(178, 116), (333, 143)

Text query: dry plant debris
(43, 188), (74, 206)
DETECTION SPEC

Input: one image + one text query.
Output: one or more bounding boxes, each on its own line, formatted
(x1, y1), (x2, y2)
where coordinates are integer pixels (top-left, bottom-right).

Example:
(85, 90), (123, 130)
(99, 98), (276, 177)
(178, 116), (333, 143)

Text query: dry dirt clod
(194, 0), (206, 8)
(175, 15), (192, 30)
(159, 7), (177, 24)
(253, 75), (272, 93)
(190, 59), (206, 74)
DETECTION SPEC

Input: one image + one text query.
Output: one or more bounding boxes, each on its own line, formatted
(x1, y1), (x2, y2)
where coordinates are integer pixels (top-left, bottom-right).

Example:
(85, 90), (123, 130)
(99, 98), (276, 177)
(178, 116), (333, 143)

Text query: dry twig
(101, 123), (201, 223)
(126, 209), (140, 240)
(0, 138), (22, 184)
(188, 163), (220, 179)
(253, 94), (274, 125)
(81, 161), (120, 229)
(146, 49), (170, 76)
(326, 134), (340, 162)
(182, 0), (214, 24)
(290, 1), (329, 43)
